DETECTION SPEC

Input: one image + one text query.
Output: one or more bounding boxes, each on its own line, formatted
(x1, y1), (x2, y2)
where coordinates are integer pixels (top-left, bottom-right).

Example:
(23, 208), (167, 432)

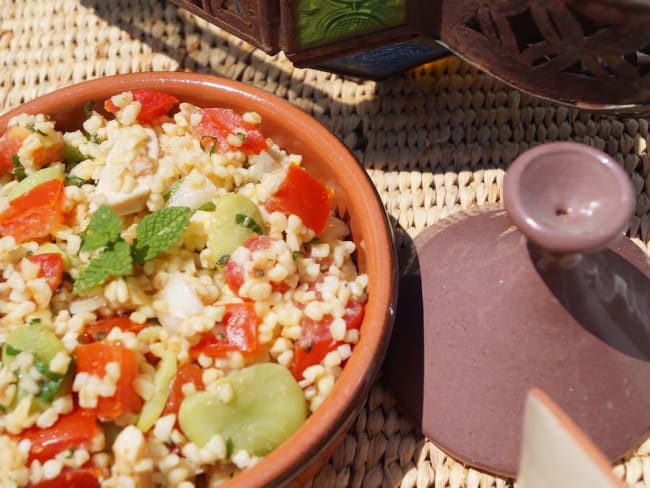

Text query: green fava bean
(207, 193), (264, 264)
(178, 363), (307, 456)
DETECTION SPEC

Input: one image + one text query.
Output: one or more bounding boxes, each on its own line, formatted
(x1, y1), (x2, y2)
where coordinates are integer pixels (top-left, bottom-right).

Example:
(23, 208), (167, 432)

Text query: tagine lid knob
(384, 141), (650, 478)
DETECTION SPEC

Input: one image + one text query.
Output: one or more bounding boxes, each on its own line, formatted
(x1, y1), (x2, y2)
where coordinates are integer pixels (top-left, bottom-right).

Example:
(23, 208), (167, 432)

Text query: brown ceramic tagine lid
(384, 141), (650, 478)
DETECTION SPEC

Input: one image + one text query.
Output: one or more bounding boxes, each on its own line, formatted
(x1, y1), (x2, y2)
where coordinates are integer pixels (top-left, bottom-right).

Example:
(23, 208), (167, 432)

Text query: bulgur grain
(0, 96), (368, 487)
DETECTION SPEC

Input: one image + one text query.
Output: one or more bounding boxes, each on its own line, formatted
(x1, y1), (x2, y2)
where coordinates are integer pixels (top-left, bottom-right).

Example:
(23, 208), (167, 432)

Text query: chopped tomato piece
(104, 89), (179, 124)
(0, 125), (64, 174)
(192, 108), (268, 154)
(83, 316), (146, 342)
(189, 303), (260, 359)
(224, 236), (291, 297)
(29, 467), (101, 488)
(161, 363), (204, 417)
(264, 164), (330, 233)
(74, 342), (142, 421)
(224, 260), (245, 297)
(28, 253), (63, 291)
(21, 408), (102, 464)
(291, 299), (365, 380)
(0, 126), (25, 174)
(0, 178), (65, 243)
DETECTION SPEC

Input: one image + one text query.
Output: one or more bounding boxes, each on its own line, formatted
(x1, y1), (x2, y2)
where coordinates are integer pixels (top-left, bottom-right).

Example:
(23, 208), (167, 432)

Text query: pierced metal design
(441, 0), (650, 113)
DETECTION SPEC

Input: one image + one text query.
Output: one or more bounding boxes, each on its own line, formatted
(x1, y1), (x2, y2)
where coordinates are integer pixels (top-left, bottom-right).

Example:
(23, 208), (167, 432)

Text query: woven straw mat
(1, 1), (649, 487)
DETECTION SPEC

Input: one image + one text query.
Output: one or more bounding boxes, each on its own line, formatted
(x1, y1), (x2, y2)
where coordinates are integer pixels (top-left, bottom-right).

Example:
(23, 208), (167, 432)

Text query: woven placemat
(1, 1), (649, 487)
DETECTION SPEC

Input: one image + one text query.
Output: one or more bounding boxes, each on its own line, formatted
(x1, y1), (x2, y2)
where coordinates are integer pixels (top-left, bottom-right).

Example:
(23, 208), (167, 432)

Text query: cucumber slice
(7, 166), (63, 201)
(207, 194), (265, 264)
(3, 323), (71, 409)
(63, 142), (86, 165)
(136, 350), (177, 432)
(3, 323), (65, 365)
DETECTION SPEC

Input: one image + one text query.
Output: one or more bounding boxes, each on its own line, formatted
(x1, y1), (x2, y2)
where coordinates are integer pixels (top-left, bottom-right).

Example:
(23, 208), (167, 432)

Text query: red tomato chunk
(0, 179), (65, 243)
(74, 342), (142, 421)
(104, 89), (179, 124)
(28, 253), (64, 291)
(264, 164), (330, 234)
(21, 408), (101, 464)
(192, 108), (268, 155)
(190, 303), (260, 359)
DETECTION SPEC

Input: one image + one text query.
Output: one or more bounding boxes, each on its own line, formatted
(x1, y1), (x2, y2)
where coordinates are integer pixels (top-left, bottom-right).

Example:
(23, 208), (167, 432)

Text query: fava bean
(178, 362), (306, 456)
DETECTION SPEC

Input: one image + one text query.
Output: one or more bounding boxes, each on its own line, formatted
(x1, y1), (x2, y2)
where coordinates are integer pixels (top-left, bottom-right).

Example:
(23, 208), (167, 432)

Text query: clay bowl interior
(0, 72), (398, 487)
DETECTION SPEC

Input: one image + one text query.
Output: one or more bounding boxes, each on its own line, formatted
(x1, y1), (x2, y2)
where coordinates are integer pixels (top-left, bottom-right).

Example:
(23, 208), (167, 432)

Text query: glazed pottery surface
(385, 141), (650, 477)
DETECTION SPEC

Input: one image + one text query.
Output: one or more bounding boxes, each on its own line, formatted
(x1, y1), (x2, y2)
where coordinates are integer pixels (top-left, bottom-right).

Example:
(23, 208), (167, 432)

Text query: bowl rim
(0, 71), (398, 487)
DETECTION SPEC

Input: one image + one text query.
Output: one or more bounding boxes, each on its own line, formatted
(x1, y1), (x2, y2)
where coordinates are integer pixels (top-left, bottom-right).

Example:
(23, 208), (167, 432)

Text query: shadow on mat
(79, 0), (518, 177)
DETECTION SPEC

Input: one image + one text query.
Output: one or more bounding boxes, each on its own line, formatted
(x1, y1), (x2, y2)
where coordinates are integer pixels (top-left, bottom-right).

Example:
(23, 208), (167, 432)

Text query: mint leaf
(73, 241), (133, 294)
(81, 205), (123, 252)
(132, 207), (191, 265)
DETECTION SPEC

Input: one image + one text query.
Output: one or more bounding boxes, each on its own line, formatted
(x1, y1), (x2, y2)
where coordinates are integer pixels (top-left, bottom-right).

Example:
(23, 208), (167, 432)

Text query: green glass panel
(296, 0), (407, 49)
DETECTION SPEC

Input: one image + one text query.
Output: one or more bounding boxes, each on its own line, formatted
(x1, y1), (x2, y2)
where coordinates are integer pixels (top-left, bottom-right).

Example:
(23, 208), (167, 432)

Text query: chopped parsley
(11, 155), (27, 181)
(27, 123), (47, 136)
(64, 175), (89, 187)
(84, 100), (95, 119)
(4, 344), (21, 356)
(197, 202), (216, 212)
(226, 437), (234, 458)
(235, 213), (263, 235)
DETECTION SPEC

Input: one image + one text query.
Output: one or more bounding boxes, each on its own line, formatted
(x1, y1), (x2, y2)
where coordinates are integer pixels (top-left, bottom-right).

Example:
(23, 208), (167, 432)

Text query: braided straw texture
(1, 1), (649, 487)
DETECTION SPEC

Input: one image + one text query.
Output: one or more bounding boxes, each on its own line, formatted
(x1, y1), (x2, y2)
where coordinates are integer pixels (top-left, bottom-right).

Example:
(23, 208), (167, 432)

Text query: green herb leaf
(64, 175), (89, 187)
(73, 240), (133, 294)
(11, 155), (27, 182)
(28, 318), (41, 326)
(216, 254), (229, 265)
(33, 359), (64, 381)
(292, 251), (303, 260)
(81, 204), (123, 252)
(131, 207), (191, 265)
(27, 123), (47, 136)
(200, 137), (218, 154)
(4, 344), (21, 356)
(84, 100), (95, 119)
(163, 179), (183, 202)
(226, 437), (234, 458)
(235, 213), (263, 235)
(84, 133), (101, 144)
(197, 202), (216, 212)
(36, 376), (65, 403)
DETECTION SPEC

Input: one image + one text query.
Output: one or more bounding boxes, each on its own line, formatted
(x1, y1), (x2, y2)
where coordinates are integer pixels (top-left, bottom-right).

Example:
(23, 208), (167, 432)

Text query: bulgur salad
(0, 89), (367, 487)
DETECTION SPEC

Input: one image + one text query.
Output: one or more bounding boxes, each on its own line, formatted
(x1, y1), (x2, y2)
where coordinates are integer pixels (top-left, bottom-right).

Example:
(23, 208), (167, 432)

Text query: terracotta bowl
(0, 72), (398, 487)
